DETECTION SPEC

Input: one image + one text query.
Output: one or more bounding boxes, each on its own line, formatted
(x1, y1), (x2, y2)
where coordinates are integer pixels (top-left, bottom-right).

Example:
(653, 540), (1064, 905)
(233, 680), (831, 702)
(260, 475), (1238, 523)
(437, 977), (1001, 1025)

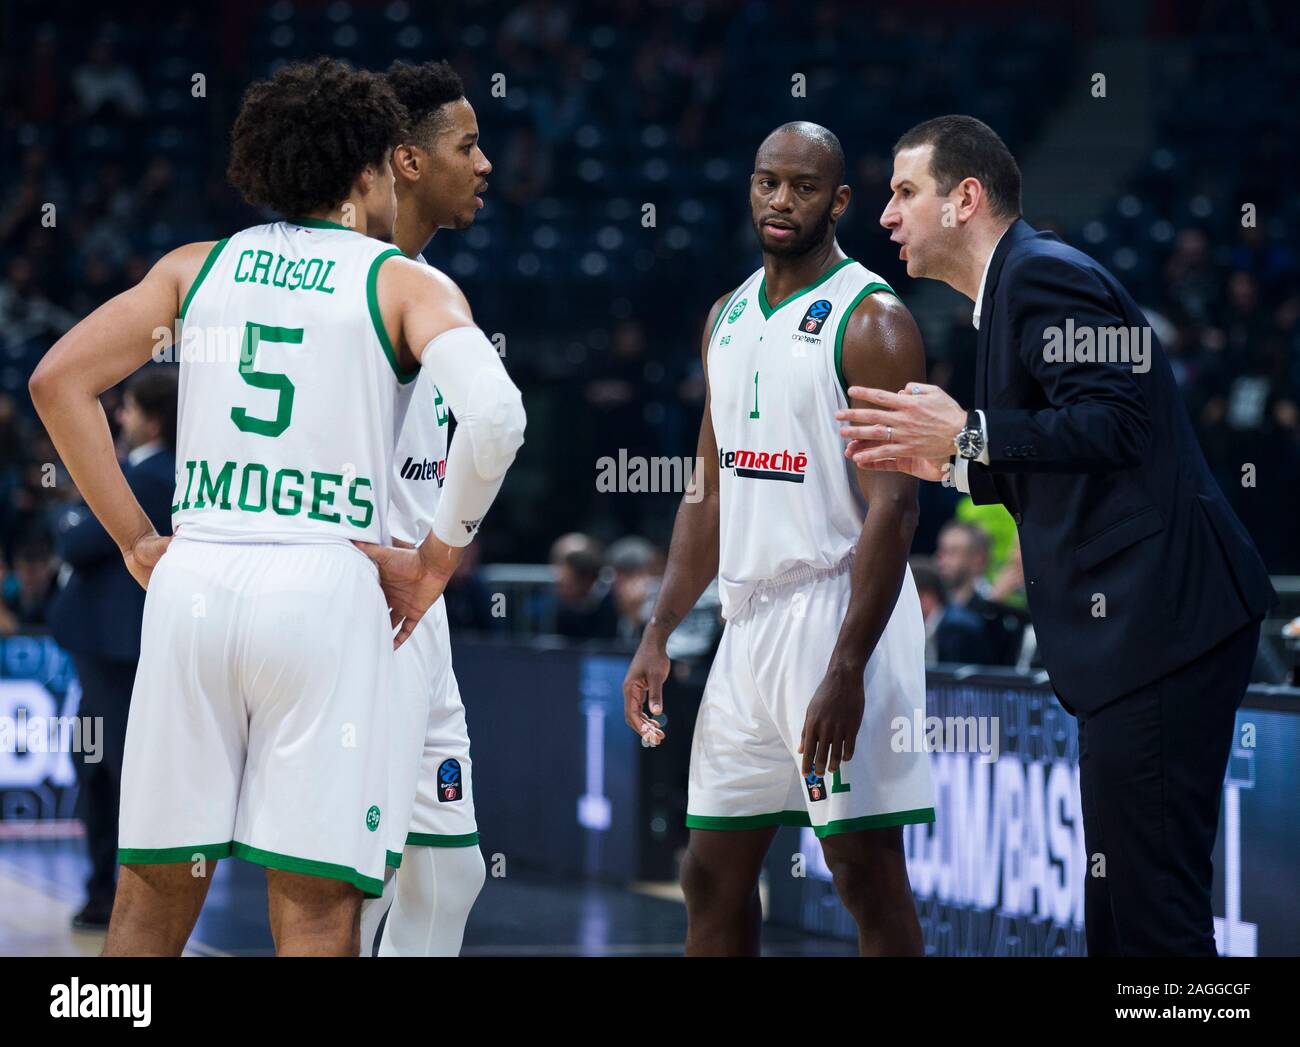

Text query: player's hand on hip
(843, 441), (949, 483)
(121, 532), (172, 590)
(623, 637), (669, 747)
(836, 383), (966, 463)
(354, 537), (462, 649)
(799, 664), (865, 778)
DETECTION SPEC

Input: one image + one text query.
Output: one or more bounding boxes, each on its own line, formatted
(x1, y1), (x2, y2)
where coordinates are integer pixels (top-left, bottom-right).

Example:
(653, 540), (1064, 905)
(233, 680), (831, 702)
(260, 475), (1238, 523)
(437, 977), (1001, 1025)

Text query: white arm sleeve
(418, 326), (526, 547)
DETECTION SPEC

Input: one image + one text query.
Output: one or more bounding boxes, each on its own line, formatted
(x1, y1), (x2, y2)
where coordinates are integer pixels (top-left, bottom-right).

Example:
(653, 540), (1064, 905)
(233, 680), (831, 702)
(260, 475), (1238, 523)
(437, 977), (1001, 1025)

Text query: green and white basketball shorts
(118, 537), (393, 897)
(386, 595), (478, 865)
(687, 556), (935, 838)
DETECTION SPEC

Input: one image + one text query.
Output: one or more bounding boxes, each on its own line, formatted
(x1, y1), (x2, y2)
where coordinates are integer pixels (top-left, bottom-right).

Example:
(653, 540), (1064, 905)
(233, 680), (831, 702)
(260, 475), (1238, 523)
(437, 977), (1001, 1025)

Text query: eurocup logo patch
(805, 771), (827, 802)
(799, 298), (833, 335)
(437, 758), (463, 803)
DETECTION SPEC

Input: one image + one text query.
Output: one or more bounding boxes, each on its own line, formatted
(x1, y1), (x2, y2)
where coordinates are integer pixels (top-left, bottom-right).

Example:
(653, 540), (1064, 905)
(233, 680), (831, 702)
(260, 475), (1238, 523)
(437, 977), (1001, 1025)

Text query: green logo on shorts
(726, 297), (748, 324)
(366, 805), (381, 832)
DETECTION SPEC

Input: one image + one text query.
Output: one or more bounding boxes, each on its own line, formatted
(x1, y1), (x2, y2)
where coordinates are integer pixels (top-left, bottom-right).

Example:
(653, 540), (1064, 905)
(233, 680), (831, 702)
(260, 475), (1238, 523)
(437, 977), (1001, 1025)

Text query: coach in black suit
(49, 367), (177, 929)
(840, 116), (1276, 956)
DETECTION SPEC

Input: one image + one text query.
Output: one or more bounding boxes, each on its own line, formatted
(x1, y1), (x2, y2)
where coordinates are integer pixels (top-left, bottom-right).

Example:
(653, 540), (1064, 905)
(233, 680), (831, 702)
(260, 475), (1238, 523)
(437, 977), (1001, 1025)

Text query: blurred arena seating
(1, 1), (1297, 669)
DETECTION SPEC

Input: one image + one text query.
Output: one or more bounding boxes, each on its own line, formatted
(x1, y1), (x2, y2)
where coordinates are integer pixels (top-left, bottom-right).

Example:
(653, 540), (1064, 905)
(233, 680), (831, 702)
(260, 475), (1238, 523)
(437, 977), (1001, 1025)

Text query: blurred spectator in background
(442, 539), (499, 635)
(910, 556), (987, 666)
(607, 535), (664, 641)
(0, 257), (76, 354)
(987, 532), (1026, 606)
(935, 521), (1026, 666)
(1164, 228), (1218, 327)
(47, 367), (176, 929)
(1, 537), (57, 631)
(549, 532), (618, 640)
(72, 39), (146, 120)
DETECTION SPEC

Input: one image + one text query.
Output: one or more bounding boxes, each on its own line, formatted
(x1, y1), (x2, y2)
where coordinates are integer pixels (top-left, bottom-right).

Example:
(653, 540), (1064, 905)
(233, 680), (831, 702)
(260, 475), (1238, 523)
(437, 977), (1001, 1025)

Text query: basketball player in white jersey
(29, 59), (524, 956)
(623, 123), (934, 955)
(357, 60), (501, 957)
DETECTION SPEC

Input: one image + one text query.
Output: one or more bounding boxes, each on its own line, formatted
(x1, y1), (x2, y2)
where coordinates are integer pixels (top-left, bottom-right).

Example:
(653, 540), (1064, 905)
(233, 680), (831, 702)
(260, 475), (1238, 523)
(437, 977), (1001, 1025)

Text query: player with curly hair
(29, 57), (525, 956)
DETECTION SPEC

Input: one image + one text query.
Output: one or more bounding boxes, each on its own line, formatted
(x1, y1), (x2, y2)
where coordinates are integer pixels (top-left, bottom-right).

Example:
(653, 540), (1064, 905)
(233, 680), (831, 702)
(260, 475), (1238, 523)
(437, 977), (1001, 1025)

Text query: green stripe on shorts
(405, 831), (480, 848)
(812, 807), (936, 838)
(118, 842), (233, 864)
(685, 811), (812, 831)
(231, 841), (385, 898)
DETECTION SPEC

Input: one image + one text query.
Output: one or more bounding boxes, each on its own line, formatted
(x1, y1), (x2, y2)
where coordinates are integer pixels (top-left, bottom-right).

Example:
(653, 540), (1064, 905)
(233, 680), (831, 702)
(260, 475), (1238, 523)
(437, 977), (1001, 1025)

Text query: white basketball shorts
(118, 537), (393, 896)
(687, 556), (934, 837)
(385, 596), (478, 865)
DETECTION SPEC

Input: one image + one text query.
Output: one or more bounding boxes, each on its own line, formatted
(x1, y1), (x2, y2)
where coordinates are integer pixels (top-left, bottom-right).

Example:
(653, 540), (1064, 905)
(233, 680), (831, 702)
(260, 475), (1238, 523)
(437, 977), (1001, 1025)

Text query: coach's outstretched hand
(121, 532), (172, 590)
(355, 537), (462, 649)
(623, 636), (670, 747)
(842, 444), (949, 483)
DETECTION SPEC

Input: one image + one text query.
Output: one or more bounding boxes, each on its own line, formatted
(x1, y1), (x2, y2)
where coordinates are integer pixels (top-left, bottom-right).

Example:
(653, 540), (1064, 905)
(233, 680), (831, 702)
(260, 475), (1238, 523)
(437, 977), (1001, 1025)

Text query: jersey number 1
(749, 370), (760, 419)
(231, 321), (299, 437)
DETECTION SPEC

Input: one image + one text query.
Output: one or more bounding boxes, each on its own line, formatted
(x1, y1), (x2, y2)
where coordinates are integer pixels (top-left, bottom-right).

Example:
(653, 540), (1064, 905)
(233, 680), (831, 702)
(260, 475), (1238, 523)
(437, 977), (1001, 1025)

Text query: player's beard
(753, 200), (835, 258)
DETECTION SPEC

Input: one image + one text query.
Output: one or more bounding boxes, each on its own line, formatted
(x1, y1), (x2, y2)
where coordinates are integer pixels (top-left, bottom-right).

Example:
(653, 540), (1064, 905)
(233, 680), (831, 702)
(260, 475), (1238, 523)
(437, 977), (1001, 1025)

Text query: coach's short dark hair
(386, 60), (465, 148)
(126, 366), (179, 449)
(894, 115), (1021, 220)
(227, 58), (407, 217)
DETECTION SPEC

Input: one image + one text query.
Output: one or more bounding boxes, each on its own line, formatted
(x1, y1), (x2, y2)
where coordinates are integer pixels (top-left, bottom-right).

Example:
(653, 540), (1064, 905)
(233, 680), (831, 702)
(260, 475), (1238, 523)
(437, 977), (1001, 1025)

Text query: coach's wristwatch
(954, 411), (986, 460)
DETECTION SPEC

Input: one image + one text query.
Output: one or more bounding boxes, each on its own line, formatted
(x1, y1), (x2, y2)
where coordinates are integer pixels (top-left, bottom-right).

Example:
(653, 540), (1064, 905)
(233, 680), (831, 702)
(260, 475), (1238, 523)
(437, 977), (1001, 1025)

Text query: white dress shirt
(127, 440), (164, 467)
(953, 229), (1008, 492)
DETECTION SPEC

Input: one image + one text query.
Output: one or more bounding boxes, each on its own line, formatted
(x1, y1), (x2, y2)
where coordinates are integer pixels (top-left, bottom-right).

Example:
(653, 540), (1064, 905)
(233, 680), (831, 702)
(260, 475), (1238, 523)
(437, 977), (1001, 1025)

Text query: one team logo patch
(437, 758), (464, 803)
(726, 297), (748, 324)
(799, 298), (833, 335)
(366, 805), (382, 831)
(805, 771), (827, 803)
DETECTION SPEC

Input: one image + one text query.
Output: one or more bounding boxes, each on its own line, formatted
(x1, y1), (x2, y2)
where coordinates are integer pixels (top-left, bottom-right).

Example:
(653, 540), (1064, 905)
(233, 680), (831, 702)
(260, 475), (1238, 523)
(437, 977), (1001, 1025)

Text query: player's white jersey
(706, 257), (895, 618)
(172, 218), (414, 544)
(389, 252), (450, 545)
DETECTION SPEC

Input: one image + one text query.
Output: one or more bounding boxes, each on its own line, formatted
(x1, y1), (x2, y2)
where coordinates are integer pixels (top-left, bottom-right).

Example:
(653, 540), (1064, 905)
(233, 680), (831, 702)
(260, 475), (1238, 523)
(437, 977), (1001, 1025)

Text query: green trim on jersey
(179, 238), (229, 321)
(366, 248), (418, 385)
(118, 842), (233, 864)
(685, 811), (812, 831)
(386, 849), (404, 868)
(706, 283), (747, 346)
(291, 216), (359, 233)
(811, 806), (935, 838)
(406, 831), (480, 848)
(231, 841), (385, 898)
(833, 281), (896, 400)
(757, 256), (855, 320)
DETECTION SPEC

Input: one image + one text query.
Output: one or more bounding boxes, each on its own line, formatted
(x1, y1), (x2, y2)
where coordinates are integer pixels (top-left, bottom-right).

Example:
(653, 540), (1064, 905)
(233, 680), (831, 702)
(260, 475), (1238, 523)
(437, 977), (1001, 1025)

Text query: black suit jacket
(967, 220), (1275, 713)
(48, 447), (176, 663)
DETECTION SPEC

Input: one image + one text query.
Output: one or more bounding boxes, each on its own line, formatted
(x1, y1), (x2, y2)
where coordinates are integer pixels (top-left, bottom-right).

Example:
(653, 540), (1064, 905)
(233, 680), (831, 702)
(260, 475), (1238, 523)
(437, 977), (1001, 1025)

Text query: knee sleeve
(358, 866), (396, 956)
(378, 845), (486, 957)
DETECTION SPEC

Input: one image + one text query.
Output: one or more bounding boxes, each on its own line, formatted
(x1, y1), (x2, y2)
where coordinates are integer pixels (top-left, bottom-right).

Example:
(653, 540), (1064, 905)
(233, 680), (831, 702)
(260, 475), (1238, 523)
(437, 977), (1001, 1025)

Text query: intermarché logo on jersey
(399, 455), (447, 488)
(717, 446), (808, 483)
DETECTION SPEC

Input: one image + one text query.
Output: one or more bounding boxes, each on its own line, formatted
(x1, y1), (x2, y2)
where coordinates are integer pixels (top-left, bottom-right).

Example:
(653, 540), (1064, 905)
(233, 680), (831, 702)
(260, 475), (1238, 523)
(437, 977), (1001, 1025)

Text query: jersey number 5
(231, 321), (299, 437)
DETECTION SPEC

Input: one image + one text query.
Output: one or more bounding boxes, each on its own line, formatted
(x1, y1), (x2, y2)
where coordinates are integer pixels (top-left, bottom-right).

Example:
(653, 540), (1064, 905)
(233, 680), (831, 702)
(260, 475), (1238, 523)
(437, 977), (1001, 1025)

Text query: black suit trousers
(71, 654), (136, 902)
(1077, 618), (1259, 956)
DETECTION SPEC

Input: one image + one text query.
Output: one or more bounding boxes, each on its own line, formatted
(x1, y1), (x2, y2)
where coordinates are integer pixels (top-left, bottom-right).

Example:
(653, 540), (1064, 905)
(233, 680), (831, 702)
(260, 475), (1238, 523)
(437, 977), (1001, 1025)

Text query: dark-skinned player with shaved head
(623, 122), (934, 956)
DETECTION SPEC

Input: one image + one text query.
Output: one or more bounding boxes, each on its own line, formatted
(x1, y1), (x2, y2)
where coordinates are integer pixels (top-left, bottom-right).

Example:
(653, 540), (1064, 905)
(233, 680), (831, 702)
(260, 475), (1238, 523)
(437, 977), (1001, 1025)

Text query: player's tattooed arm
(622, 290), (728, 744)
(800, 292), (925, 778)
(29, 241), (211, 588)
